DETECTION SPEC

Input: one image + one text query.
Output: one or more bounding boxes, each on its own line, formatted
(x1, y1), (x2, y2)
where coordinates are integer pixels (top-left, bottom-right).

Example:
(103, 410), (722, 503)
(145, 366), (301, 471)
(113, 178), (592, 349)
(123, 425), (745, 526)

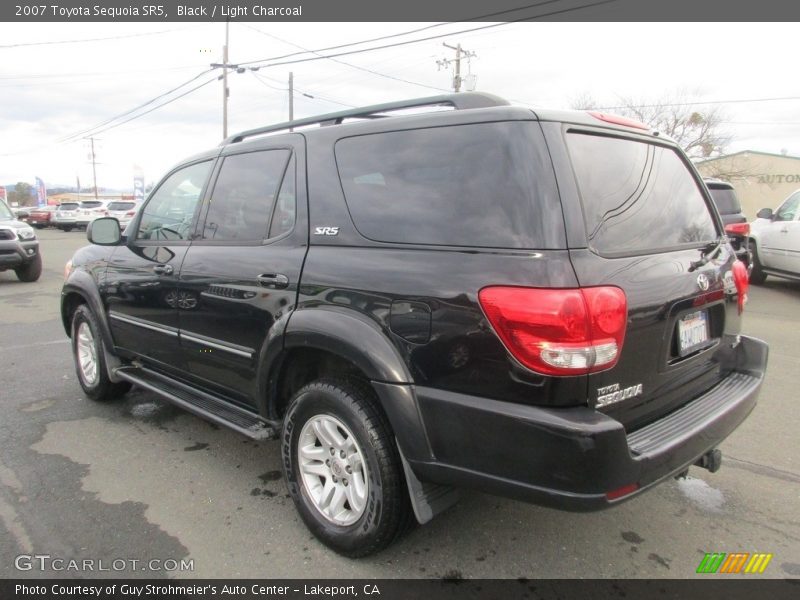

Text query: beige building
(696, 151), (800, 220)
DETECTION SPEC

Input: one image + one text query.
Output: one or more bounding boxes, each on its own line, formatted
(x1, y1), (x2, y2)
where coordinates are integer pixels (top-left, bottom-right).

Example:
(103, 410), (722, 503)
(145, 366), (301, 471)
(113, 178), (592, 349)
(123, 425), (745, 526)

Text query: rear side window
(335, 122), (563, 249)
(566, 132), (717, 255)
(707, 185), (741, 215)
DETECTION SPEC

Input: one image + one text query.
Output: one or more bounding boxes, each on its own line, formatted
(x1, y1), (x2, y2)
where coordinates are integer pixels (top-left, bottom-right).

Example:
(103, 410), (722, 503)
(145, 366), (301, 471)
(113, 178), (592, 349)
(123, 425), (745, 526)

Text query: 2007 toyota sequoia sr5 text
(61, 93), (767, 557)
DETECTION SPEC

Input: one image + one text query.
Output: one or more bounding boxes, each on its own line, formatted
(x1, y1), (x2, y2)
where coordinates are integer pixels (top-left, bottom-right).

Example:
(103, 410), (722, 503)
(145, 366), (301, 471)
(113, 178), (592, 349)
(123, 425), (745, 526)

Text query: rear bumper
(401, 335), (767, 511)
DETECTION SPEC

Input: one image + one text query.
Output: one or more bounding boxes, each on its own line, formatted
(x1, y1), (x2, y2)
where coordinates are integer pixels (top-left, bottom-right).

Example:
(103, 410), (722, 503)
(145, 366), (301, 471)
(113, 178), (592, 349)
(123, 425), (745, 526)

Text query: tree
(8, 182), (34, 207)
(570, 90), (731, 160)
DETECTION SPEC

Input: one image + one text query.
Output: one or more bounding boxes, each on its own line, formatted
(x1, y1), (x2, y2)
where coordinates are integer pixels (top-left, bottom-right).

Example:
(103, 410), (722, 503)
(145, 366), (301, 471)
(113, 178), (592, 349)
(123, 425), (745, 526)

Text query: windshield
(80, 201), (103, 209)
(0, 200), (13, 220)
(60, 203), (79, 210)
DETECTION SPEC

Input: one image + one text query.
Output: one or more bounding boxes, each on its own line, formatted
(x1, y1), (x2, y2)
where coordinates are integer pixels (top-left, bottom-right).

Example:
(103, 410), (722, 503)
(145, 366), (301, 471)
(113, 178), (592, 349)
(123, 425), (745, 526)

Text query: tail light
(725, 223), (750, 237)
(732, 260), (749, 314)
(478, 286), (627, 376)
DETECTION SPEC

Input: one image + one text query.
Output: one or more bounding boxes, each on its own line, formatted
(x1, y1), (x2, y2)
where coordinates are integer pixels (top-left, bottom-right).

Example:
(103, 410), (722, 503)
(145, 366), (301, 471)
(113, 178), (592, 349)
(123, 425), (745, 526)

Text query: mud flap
(397, 442), (460, 524)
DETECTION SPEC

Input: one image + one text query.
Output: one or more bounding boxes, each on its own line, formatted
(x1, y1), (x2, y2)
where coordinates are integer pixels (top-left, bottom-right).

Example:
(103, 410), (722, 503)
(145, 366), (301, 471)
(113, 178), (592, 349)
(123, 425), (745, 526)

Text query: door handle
(153, 264), (174, 275)
(257, 273), (289, 289)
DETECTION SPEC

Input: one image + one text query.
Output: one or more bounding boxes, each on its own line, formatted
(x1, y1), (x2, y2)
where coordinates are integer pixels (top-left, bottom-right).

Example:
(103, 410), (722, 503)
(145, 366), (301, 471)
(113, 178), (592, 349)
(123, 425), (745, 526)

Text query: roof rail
(222, 92), (510, 145)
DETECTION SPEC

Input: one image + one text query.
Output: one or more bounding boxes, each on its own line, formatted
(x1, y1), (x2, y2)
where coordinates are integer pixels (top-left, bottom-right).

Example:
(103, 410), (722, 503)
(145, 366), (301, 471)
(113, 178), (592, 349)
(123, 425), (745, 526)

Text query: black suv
(61, 93), (766, 557)
(704, 178), (751, 268)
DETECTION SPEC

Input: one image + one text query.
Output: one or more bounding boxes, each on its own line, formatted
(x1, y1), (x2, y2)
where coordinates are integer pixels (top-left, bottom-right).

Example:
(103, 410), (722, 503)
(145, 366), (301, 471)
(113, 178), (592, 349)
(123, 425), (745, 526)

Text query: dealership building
(696, 150), (800, 220)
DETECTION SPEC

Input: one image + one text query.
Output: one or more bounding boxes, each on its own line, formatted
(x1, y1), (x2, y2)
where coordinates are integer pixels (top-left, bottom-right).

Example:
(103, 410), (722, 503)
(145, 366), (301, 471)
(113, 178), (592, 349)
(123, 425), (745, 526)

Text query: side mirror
(87, 217), (121, 245)
(756, 208), (773, 220)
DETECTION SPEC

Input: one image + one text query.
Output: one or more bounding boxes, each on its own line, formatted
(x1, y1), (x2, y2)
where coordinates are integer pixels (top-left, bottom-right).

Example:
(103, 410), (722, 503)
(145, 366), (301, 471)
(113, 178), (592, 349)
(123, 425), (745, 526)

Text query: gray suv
(0, 198), (42, 282)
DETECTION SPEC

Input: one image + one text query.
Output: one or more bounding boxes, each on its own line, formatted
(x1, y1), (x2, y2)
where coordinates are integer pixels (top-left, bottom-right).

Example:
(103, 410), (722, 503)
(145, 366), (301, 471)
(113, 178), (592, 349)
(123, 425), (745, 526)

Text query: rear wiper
(688, 236), (725, 272)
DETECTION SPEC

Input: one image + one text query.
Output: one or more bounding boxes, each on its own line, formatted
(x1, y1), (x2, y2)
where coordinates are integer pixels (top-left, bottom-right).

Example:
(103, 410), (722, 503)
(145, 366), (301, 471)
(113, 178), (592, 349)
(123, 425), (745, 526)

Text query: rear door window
(566, 132), (718, 255)
(335, 121), (563, 249)
(201, 149), (292, 242)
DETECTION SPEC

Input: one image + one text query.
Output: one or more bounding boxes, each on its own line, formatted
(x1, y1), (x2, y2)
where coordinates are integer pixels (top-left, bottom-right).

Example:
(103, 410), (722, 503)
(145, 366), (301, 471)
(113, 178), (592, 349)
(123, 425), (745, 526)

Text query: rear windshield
(566, 132), (718, 255)
(80, 201), (103, 209)
(707, 186), (741, 215)
(107, 202), (136, 211)
(60, 203), (79, 210)
(335, 121), (564, 249)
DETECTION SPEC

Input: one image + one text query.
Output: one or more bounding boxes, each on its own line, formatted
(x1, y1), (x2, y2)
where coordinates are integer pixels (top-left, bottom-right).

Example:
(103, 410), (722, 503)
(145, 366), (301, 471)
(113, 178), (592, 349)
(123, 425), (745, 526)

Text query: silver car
(105, 200), (141, 230)
(54, 202), (80, 231)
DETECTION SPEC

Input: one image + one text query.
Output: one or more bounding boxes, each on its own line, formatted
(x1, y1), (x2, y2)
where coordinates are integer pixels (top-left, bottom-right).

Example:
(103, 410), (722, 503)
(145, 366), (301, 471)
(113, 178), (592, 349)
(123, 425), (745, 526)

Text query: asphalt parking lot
(1, 228), (798, 579)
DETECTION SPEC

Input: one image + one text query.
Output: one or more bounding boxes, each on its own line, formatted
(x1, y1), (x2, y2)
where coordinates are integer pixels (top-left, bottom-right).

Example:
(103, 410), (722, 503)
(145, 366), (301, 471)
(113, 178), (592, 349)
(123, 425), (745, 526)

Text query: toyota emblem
(697, 273), (710, 291)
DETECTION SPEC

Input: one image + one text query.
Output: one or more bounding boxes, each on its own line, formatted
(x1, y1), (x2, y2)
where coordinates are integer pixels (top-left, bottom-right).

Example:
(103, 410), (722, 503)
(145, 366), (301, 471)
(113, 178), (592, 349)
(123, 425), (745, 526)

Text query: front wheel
(71, 305), (131, 401)
(282, 378), (411, 557)
(748, 240), (767, 285)
(15, 253), (42, 282)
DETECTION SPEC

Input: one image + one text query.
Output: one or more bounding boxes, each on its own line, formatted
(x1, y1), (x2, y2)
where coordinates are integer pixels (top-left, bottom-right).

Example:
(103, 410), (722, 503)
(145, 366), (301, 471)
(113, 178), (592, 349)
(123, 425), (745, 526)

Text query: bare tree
(570, 90), (731, 160)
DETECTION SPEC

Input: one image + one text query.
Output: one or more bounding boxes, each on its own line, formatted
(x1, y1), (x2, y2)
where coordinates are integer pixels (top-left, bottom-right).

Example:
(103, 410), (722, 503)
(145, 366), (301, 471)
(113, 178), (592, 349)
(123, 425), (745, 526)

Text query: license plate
(678, 310), (709, 356)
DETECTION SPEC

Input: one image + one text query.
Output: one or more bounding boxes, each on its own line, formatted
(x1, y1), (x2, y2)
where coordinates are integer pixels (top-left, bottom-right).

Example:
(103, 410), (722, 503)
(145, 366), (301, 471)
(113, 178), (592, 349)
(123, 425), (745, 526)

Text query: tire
(71, 305), (131, 402)
(15, 253), (42, 282)
(282, 378), (411, 557)
(748, 240), (767, 285)
(63, 226), (74, 232)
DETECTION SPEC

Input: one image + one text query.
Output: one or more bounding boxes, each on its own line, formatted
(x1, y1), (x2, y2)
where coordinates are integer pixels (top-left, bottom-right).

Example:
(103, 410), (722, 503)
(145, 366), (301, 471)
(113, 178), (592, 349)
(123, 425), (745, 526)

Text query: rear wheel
(282, 378), (411, 557)
(71, 305), (131, 401)
(15, 253), (42, 282)
(748, 240), (767, 284)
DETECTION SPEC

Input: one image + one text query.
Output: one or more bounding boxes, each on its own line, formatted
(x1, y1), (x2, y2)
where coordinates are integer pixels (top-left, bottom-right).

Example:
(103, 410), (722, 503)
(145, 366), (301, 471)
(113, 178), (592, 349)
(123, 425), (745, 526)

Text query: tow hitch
(695, 448), (723, 473)
(674, 449), (723, 480)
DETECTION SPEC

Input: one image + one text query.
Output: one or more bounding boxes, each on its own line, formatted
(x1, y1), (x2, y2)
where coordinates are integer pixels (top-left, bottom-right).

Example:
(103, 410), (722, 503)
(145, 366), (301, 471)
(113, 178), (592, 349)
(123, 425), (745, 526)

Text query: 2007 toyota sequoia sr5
(61, 93), (766, 556)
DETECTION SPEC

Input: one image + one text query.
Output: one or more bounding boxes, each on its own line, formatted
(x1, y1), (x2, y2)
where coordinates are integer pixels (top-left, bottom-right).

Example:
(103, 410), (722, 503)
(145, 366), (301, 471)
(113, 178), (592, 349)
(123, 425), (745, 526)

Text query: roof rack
(223, 92), (510, 145)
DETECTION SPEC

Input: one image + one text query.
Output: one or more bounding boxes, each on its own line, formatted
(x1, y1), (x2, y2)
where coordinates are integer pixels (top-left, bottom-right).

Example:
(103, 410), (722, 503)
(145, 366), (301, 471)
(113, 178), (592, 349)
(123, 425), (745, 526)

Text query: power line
(242, 25), (449, 93)
(0, 27), (194, 49)
(0, 63), (208, 82)
(595, 96), (800, 111)
(239, 1), (571, 67)
(238, 0), (618, 70)
(58, 69), (215, 143)
(69, 77), (219, 140)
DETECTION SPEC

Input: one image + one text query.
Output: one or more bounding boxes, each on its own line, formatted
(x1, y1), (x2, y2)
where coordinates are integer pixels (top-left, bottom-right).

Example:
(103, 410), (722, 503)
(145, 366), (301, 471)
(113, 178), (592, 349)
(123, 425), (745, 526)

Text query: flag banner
(34, 177), (47, 207)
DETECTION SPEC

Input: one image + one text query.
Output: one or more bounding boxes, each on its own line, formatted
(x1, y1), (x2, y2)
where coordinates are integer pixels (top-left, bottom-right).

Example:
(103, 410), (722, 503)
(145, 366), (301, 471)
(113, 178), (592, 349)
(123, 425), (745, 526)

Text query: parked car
(105, 200), (140, 230)
(75, 200), (111, 229)
(0, 197), (42, 281)
(27, 205), (59, 229)
(62, 93), (766, 557)
(704, 178), (750, 268)
(14, 206), (34, 221)
(749, 189), (800, 283)
(54, 202), (80, 231)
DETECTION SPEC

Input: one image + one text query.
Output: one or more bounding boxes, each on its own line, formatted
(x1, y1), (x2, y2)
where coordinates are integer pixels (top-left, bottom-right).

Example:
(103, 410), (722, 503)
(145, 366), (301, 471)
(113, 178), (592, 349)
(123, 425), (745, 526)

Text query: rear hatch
(706, 182), (746, 226)
(57, 202), (79, 217)
(562, 127), (742, 431)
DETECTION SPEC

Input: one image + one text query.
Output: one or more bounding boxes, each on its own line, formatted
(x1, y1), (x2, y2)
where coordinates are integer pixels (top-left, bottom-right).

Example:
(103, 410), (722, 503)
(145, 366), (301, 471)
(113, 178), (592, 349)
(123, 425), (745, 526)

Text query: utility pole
(222, 21), (229, 139)
(436, 43), (477, 92)
(288, 71), (294, 130)
(89, 137), (99, 199)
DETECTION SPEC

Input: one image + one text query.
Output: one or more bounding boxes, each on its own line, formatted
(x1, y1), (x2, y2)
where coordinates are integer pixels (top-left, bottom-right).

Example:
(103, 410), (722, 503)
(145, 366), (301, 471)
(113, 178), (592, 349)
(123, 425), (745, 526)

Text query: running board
(115, 366), (277, 441)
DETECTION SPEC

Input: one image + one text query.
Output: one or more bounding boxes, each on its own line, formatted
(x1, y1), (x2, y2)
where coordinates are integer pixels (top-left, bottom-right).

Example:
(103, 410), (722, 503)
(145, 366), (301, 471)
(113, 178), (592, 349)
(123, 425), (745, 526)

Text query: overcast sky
(1, 21), (798, 190)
